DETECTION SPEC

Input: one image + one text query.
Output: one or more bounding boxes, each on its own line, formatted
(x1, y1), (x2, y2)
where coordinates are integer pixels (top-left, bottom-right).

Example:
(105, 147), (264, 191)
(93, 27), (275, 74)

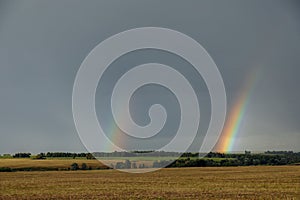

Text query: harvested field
(0, 166), (299, 199)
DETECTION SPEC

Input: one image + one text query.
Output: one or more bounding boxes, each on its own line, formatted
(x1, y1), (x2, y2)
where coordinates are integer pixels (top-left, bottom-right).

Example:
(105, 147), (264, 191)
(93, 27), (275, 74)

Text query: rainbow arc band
(216, 70), (259, 152)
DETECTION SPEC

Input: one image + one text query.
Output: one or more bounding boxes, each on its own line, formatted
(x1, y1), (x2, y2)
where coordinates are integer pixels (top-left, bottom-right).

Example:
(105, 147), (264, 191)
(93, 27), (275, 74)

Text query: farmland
(1, 166), (299, 199)
(0, 158), (106, 171)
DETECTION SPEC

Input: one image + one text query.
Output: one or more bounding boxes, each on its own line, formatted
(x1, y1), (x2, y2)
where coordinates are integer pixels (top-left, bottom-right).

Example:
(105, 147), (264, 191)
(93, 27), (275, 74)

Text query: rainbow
(215, 69), (259, 153)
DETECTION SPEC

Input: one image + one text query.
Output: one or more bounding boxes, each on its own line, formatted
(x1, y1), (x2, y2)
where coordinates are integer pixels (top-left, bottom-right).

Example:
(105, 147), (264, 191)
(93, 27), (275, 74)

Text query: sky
(0, 0), (299, 154)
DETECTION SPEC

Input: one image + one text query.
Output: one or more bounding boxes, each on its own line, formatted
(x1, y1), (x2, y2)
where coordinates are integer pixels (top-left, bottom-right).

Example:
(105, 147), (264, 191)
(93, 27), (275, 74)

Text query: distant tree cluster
(264, 151), (294, 155)
(13, 153), (31, 158)
(10, 152), (97, 160)
(33, 153), (46, 159)
(108, 160), (148, 169)
(45, 152), (88, 158)
(26, 152), (96, 160)
(70, 163), (108, 171)
(161, 152), (300, 168)
(93, 151), (182, 157)
(180, 152), (200, 157)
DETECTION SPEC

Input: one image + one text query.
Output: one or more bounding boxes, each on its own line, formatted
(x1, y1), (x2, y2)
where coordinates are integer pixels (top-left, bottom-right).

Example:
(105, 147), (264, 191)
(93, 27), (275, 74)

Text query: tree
(13, 153), (31, 158)
(86, 153), (95, 160)
(245, 150), (251, 155)
(81, 163), (88, 170)
(35, 153), (46, 159)
(115, 162), (126, 169)
(124, 160), (131, 169)
(153, 161), (159, 168)
(139, 163), (145, 168)
(71, 163), (79, 170)
(132, 162), (137, 169)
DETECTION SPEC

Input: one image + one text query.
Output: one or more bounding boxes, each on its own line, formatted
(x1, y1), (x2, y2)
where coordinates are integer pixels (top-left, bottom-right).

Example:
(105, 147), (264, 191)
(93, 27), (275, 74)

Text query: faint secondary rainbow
(215, 69), (259, 153)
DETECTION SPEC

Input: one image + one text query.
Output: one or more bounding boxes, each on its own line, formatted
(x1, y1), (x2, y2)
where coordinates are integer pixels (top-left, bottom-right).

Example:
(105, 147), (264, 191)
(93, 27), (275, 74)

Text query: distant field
(0, 158), (157, 170)
(0, 158), (106, 170)
(0, 166), (299, 199)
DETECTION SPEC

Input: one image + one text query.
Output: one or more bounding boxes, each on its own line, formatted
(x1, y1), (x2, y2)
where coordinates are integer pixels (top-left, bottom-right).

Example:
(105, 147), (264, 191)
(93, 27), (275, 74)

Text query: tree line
(5, 152), (95, 159)
(107, 152), (300, 169)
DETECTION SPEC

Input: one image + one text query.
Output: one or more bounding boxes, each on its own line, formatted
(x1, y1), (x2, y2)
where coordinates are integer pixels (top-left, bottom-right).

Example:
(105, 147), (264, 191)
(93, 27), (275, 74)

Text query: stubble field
(0, 166), (299, 199)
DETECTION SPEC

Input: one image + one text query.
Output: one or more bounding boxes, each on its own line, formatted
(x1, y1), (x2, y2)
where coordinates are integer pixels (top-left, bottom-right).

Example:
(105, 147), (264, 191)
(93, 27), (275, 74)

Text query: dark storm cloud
(0, 0), (299, 153)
